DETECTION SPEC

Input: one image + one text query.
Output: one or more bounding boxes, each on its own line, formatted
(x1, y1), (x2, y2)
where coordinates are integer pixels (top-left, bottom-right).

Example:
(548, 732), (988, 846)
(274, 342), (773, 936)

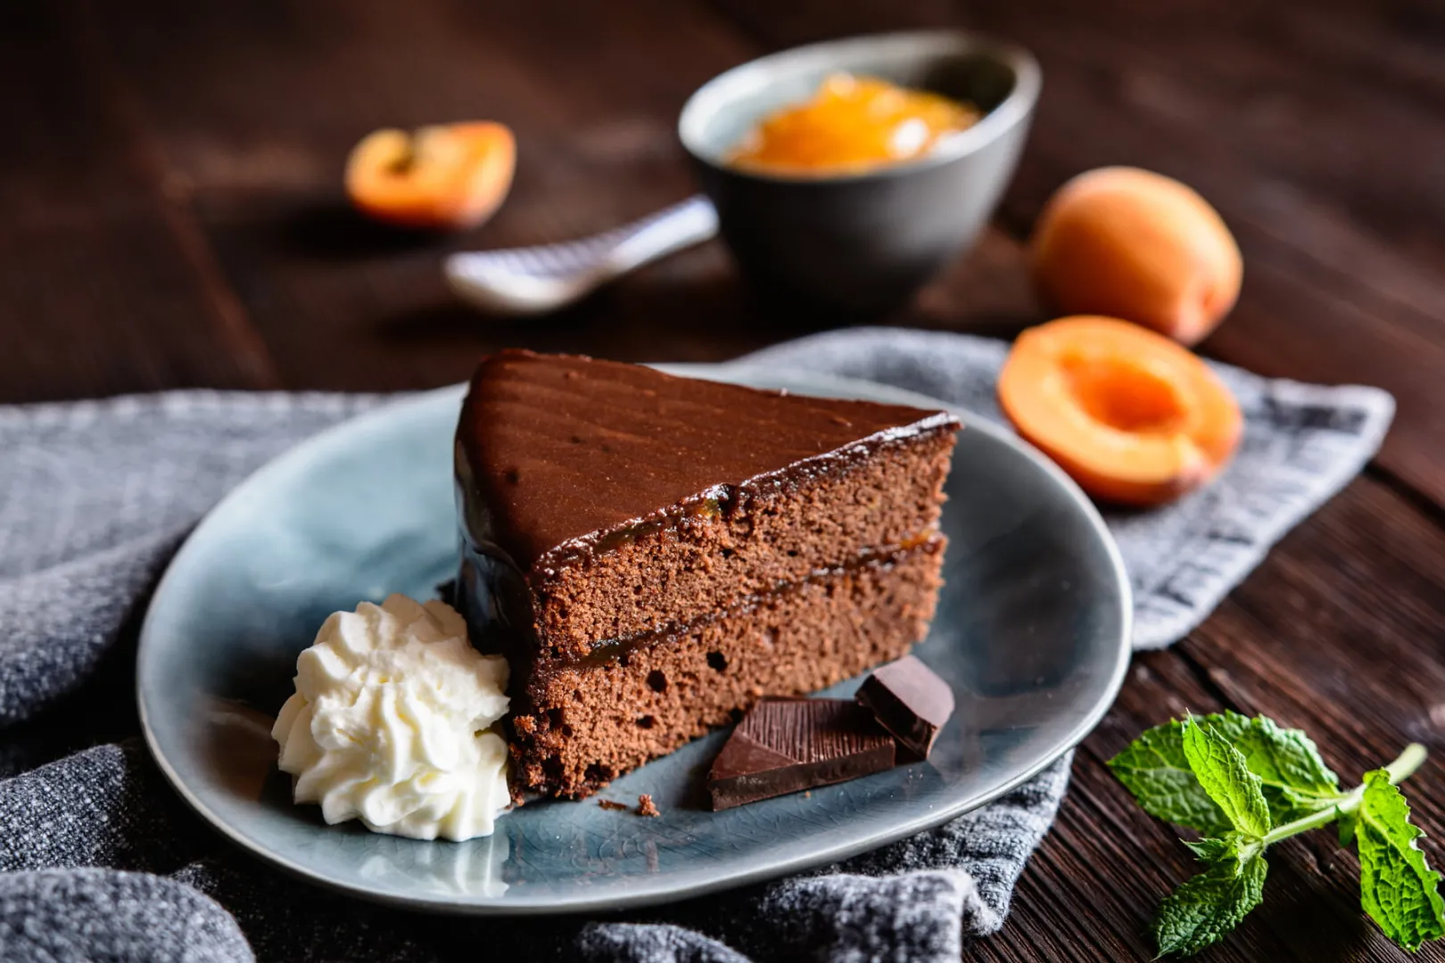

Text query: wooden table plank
(0, 1), (278, 401)
(1181, 475), (1445, 832)
(75, 0), (766, 390)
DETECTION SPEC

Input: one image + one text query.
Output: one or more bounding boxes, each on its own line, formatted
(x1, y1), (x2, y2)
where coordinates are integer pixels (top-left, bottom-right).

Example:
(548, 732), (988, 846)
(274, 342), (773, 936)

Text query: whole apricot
(999, 315), (1242, 506)
(346, 121), (515, 231)
(1030, 167), (1242, 346)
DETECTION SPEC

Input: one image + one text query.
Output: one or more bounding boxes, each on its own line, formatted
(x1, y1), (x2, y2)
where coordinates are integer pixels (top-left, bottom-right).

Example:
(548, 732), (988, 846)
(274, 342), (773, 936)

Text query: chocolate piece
(637, 794), (660, 817)
(453, 350), (961, 799)
(708, 698), (896, 811)
(855, 655), (955, 762)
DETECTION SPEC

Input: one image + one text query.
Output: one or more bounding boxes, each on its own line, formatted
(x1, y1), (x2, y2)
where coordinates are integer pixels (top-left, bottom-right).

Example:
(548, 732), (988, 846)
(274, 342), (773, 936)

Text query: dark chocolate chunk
(855, 655), (955, 762)
(707, 698), (896, 811)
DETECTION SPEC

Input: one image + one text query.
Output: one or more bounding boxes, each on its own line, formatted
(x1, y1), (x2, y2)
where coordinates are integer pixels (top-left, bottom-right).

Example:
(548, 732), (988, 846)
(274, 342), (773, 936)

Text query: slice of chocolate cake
(454, 349), (960, 799)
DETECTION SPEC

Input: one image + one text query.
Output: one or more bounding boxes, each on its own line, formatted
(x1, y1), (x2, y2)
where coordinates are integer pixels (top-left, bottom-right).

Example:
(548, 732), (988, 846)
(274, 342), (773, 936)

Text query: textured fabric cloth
(0, 329), (1393, 962)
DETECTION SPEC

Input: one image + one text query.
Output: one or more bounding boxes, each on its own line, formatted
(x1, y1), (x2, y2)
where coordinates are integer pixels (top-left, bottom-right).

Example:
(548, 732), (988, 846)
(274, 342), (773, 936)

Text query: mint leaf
(1182, 716), (1272, 838)
(1109, 712), (1342, 834)
(1153, 854), (1268, 957)
(1229, 715), (1342, 822)
(1357, 769), (1445, 951)
(1110, 720), (1234, 836)
(1183, 837), (1231, 862)
(1232, 715), (1338, 795)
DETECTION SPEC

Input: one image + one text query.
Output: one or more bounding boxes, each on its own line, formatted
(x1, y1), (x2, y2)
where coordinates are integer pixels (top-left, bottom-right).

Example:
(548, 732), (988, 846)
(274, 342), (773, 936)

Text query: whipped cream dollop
(272, 594), (511, 841)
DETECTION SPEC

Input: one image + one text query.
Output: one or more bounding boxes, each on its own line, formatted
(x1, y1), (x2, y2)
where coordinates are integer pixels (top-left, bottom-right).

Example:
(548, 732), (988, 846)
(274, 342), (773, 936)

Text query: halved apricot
(345, 121), (515, 231)
(999, 316), (1242, 506)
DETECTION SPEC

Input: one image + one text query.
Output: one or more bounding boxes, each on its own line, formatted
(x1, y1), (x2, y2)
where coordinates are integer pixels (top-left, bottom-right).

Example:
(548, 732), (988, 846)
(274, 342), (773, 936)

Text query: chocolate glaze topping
(456, 349), (959, 581)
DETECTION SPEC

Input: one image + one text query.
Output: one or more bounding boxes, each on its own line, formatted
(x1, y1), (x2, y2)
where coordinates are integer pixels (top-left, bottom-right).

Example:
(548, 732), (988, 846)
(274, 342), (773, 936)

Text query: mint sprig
(1111, 715), (1440, 957)
(1108, 710), (1341, 835)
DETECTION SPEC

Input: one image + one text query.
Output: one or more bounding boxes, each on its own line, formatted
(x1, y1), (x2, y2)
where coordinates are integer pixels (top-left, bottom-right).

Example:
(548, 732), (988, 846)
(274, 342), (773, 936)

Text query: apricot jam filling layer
(563, 536), (945, 673)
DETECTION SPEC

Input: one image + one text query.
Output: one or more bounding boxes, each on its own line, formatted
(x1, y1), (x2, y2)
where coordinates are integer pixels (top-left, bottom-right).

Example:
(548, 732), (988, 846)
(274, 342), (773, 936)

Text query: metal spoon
(444, 195), (719, 316)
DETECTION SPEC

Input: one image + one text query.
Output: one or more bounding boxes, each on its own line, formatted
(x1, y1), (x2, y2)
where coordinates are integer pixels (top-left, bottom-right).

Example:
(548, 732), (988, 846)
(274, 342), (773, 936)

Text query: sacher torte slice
(453, 349), (960, 799)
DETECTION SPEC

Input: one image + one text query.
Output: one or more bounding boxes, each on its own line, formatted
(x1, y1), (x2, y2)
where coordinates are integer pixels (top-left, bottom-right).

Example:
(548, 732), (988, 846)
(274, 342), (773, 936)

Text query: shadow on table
(370, 251), (1042, 366)
(1255, 849), (1383, 957)
(277, 199), (449, 261)
(368, 264), (845, 362)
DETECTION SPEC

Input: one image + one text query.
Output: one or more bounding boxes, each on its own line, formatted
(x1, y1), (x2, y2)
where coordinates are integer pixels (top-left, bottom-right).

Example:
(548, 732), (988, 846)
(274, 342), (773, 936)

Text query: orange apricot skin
(1030, 168), (1242, 347)
(345, 122), (515, 231)
(999, 315), (1243, 507)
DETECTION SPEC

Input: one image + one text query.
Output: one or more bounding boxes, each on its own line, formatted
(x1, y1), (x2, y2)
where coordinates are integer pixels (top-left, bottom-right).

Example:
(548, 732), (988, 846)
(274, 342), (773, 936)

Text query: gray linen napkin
(0, 329), (1393, 963)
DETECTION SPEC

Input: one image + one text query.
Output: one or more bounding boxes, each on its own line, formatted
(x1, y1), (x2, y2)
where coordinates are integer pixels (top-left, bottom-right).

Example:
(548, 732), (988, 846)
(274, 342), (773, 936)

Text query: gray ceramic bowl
(679, 31), (1040, 314)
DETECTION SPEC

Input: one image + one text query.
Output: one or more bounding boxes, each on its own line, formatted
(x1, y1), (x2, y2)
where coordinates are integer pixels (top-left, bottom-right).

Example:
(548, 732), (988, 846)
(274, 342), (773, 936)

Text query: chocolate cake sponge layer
(531, 429), (956, 660)
(509, 538), (945, 799)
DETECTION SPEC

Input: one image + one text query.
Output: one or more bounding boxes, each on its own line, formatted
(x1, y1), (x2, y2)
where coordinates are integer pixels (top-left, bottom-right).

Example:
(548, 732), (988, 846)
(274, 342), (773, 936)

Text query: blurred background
(3, 0), (1441, 501)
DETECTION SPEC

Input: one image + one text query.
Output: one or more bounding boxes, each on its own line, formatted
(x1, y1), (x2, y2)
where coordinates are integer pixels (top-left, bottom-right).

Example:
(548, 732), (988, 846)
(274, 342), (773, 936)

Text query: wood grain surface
(3, 1), (1442, 959)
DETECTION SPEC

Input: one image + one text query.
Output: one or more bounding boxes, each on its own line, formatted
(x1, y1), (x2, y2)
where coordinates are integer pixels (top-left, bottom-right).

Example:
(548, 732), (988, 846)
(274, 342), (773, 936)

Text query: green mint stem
(1383, 743), (1428, 784)
(1262, 796), (1357, 844)
(1260, 744), (1426, 847)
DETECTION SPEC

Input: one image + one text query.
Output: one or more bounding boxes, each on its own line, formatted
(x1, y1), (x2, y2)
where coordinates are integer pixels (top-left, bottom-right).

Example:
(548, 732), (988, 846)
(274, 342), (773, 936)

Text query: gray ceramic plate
(137, 365), (1130, 915)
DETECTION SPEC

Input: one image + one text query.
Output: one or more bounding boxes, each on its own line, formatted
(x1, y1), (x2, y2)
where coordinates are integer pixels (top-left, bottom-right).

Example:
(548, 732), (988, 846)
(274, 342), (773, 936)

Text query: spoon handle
(445, 196), (718, 317)
(599, 195), (719, 278)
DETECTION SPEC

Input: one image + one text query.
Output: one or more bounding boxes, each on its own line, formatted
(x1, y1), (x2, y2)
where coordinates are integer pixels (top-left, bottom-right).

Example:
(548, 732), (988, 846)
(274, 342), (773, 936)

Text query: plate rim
(137, 363), (1132, 915)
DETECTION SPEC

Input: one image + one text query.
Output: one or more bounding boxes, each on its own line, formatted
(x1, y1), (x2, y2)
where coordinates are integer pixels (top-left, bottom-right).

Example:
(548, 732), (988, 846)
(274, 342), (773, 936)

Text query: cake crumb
(637, 794), (661, 817)
(598, 799), (629, 811)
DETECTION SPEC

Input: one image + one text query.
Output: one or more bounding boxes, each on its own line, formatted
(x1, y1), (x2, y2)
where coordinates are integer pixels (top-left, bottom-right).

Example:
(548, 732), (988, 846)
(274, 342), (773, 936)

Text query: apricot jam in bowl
(727, 72), (983, 176)
(679, 31), (1040, 314)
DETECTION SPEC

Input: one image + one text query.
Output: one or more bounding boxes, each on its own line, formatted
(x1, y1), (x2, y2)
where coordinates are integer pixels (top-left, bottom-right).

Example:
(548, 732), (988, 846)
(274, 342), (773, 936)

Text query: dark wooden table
(6, 1), (1443, 959)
